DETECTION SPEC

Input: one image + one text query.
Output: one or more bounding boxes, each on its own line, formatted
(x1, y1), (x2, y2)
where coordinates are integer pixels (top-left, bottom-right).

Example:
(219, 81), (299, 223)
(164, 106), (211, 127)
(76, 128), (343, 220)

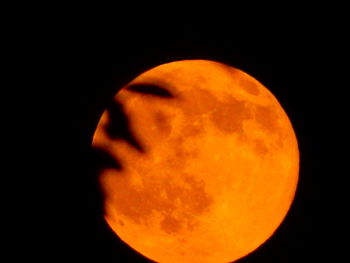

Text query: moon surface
(92, 60), (299, 263)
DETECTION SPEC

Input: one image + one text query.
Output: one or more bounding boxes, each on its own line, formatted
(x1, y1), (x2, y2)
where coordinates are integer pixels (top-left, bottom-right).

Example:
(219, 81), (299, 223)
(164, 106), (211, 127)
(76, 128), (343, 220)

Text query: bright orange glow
(92, 60), (299, 263)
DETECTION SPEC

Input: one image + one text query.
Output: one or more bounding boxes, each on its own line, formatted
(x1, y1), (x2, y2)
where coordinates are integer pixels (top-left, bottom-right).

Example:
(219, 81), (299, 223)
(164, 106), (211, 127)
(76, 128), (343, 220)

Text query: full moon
(92, 60), (299, 263)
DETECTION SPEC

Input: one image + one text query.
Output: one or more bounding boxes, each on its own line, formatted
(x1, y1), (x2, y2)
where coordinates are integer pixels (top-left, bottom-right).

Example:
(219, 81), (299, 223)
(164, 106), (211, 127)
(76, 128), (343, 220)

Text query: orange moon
(92, 60), (299, 263)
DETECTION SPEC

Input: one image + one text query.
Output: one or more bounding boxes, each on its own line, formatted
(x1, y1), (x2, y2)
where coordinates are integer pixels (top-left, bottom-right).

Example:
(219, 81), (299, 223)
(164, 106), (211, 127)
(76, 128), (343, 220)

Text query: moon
(92, 60), (299, 263)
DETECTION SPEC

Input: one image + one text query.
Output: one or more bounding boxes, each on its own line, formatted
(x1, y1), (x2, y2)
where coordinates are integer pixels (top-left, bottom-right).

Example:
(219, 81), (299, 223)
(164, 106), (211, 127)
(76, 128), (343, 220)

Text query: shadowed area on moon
(104, 100), (145, 153)
(91, 84), (174, 171)
(95, 84), (215, 235)
(127, 83), (175, 98)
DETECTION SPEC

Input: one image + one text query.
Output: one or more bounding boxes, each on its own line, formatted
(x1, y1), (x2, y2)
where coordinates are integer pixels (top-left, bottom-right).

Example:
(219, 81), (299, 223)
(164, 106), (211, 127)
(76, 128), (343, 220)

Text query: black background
(35, 20), (340, 262)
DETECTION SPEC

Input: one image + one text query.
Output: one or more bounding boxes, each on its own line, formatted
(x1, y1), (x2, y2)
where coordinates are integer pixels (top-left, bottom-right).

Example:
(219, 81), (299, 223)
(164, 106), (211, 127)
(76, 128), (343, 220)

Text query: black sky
(36, 21), (340, 262)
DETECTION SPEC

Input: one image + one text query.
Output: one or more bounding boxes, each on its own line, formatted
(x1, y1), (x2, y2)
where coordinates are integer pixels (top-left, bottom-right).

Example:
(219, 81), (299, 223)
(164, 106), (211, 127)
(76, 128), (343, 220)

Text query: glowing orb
(92, 60), (299, 263)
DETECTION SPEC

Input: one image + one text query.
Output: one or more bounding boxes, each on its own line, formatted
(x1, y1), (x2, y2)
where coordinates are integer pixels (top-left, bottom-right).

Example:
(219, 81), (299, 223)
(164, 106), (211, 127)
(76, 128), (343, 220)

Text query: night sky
(38, 21), (339, 262)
